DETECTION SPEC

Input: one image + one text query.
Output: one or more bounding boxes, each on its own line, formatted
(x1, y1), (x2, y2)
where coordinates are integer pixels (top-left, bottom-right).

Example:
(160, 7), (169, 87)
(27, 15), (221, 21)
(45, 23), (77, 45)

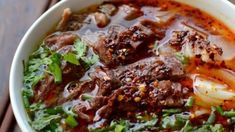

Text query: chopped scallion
(214, 106), (224, 115)
(207, 111), (216, 124)
(46, 107), (64, 115)
(162, 108), (183, 114)
(81, 94), (93, 101)
(185, 96), (194, 108)
(223, 111), (235, 117)
(65, 115), (78, 128)
(63, 52), (79, 65)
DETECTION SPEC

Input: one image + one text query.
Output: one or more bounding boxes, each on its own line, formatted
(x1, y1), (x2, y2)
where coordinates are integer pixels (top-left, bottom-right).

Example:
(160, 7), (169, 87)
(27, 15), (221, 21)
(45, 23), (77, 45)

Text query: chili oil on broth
(22, 0), (235, 131)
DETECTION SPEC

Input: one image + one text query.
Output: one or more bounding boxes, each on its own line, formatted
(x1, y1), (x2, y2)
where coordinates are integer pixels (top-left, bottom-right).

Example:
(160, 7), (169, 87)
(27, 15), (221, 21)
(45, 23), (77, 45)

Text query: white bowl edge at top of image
(9, 0), (235, 131)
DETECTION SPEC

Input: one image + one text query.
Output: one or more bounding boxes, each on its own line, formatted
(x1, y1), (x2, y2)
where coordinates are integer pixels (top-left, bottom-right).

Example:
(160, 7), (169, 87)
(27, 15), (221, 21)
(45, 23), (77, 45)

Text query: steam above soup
(22, 0), (235, 131)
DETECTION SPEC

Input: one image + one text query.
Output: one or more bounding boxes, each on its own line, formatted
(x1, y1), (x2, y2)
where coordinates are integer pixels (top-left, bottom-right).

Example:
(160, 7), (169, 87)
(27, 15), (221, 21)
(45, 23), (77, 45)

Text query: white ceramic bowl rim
(10, 0), (235, 131)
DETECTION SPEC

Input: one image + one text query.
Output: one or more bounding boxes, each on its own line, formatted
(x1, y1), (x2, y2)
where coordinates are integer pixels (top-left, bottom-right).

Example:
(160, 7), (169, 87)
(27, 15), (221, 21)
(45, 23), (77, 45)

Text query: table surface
(0, 0), (58, 131)
(0, 0), (235, 131)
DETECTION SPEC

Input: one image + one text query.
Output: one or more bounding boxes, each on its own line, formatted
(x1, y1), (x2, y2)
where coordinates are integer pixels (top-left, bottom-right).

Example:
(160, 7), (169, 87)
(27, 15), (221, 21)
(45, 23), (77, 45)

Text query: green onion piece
(230, 117), (235, 122)
(185, 96), (194, 108)
(63, 53), (79, 65)
(214, 106), (224, 115)
(175, 52), (189, 64)
(46, 107), (64, 115)
(154, 41), (159, 49)
(223, 111), (235, 117)
(65, 115), (78, 128)
(181, 120), (193, 132)
(114, 124), (125, 132)
(48, 53), (62, 83)
(81, 94), (93, 101)
(23, 95), (30, 108)
(161, 113), (189, 130)
(207, 111), (216, 124)
(162, 108), (183, 114)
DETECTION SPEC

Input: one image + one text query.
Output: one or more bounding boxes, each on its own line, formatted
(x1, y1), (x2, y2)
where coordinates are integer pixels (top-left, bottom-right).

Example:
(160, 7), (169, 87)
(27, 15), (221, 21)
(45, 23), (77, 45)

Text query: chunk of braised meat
(33, 46), (86, 106)
(56, 8), (72, 31)
(33, 63), (86, 106)
(45, 32), (77, 51)
(92, 80), (190, 127)
(94, 23), (162, 66)
(119, 4), (143, 20)
(150, 80), (190, 107)
(109, 55), (184, 84)
(93, 12), (110, 28)
(168, 30), (223, 62)
(57, 8), (90, 31)
(63, 56), (185, 128)
(99, 4), (117, 16)
(57, 67), (119, 106)
(33, 74), (71, 106)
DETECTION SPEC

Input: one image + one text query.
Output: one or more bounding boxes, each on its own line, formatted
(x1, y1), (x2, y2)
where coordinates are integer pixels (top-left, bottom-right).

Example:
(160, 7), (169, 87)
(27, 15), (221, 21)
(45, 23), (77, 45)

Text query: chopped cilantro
(161, 113), (190, 130)
(89, 114), (158, 132)
(74, 39), (87, 58)
(73, 39), (99, 69)
(48, 53), (62, 83)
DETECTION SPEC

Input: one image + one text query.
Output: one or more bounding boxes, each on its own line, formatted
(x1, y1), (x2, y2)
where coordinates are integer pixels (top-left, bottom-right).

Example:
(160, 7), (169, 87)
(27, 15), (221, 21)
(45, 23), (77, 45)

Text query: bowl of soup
(10, 0), (235, 131)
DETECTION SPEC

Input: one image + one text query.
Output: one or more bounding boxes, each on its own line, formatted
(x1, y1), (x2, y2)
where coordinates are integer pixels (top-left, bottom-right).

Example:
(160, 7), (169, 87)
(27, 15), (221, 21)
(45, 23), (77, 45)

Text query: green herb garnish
(48, 53), (62, 83)
(65, 115), (78, 128)
(185, 96), (194, 108)
(81, 94), (94, 101)
(207, 107), (216, 124)
(63, 52), (79, 65)
(175, 52), (189, 64)
(161, 113), (190, 130)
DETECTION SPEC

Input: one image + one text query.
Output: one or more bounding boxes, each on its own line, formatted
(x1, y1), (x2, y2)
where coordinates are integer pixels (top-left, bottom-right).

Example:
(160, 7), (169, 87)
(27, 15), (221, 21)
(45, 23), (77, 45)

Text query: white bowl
(10, 0), (235, 131)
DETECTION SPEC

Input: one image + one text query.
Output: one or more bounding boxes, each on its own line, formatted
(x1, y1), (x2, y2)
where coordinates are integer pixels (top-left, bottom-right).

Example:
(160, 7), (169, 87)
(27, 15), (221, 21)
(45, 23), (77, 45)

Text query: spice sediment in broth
(22, 0), (235, 131)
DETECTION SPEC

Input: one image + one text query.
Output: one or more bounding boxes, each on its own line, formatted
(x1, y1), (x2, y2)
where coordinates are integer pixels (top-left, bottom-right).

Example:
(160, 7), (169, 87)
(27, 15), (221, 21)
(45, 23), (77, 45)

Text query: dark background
(0, 0), (234, 131)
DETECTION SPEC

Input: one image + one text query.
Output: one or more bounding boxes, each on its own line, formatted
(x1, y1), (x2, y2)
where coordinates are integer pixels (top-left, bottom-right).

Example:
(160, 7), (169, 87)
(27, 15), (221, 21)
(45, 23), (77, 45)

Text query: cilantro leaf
(32, 113), (60, 131)
(73, 39), (99, 69)
(23, 46), (50, 108)
(74, 39), (87, 58)
(81, 54), (99, 70)
(30, 103), (61, 131)
(161, 113), (190, 130)
(48, 53), (62, 83)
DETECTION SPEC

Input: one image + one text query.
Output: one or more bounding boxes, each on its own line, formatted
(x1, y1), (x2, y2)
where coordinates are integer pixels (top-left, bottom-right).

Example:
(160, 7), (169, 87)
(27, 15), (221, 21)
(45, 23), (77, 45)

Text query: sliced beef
(57, 67), (120, 105)
(109, 55), (184, 84)
(99, 4), (117, 16)
(149, 80), (190, 107)
(56, 8), (90, 31)
(92, 79), (190, 127)
(53, 55), (186, 128)
(93, 22), (162, 66)
(93, 12), (110, 28)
